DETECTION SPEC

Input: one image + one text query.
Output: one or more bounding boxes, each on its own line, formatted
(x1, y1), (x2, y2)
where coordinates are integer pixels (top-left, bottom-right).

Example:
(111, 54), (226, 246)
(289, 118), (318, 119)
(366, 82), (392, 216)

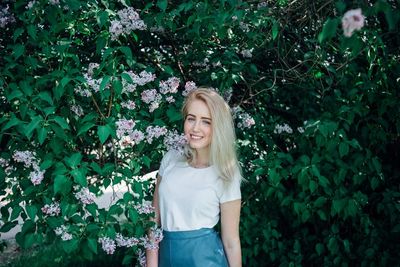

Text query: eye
(202, 120), (211, 125)
(186, 117), (195, 122)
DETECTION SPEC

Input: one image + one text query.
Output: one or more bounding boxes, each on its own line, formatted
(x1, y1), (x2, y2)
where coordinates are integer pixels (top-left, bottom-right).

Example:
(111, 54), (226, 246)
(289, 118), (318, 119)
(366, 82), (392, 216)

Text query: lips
(190, 134), (203, 140)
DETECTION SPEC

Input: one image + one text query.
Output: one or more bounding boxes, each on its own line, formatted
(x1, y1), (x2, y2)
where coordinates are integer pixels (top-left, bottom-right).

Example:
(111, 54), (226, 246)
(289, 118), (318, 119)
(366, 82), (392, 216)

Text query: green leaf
(119, 46), (132, 61)
(272, 22), (279, 40)
(26, 205), (38, 220)
(314, 196), (327, 208)
(10, 206), (23, 221)
(100, 76), (111, 92)
(38, 91), (54, 106)
(339, 142), (349, 157)
(65, 153), (82, 168)
(87, 238), (98, 254)
(77, 122), (96, 136)
(71, 168), (87, 187)
(318, 18), (339, 43)
(54, 116), (70, 130)
(166, 106), (182, 122)
(0, 221), (18, 233)
(3, 117), (21, 131)
(25, 116), (42, 138)
(37, 127), (48, 144)
(54, 175), (72, 195)
(98, 125), (112, 144)
(13, 44), (25, 59)
(62, 239), (79, 253)
(112, 79), (123, 96)
(309, 180), (317, 193)
(157, 0), (168, 11)
(315, 243), (324, 256)
(128, 208), (139, 223)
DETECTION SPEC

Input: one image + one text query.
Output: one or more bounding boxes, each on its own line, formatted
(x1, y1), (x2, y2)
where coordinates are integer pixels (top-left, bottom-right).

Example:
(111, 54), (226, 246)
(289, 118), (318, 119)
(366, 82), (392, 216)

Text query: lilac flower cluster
(137, 249), (147, 267)
(240, 49), (253, 58)
(134, 201), (155, 215)
(232, 108), (255, 130)
(116, 118), (136, 139)
(274, 123), (293, 134)
(141, 89), (162, 112)
(26, 1), (37, 9)
(74, 63), (105, 97)
(130, 70), (156, 86)
(237, 112), (255, 129)
(142, 227), (163, 250)
(164, 131), (187, 155)
(55, 225), (73, 241)
(342, 8), (365, 37)
(159, 77), (180, 94)
(182, 81), (197, 96)
(109, 7), (147, 40)
(0, 5), (15, 29)
(71, 104), (84, 117)
(13, 150), (45, 185)
(0, 158), (14, 176)
(74, 187), (96, 205)
(41, 202), (61, 216)
(98, 237), (116, 254)
(146, 126), (167, 144)
(115, 233), (139, 247)
(121, 100), (136, 110)
(49, 0), (60, 5)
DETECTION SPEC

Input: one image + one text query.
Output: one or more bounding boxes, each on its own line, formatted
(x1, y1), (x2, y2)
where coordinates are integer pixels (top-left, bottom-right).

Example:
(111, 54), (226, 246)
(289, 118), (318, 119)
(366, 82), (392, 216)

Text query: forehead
(186, 99), (211, 117)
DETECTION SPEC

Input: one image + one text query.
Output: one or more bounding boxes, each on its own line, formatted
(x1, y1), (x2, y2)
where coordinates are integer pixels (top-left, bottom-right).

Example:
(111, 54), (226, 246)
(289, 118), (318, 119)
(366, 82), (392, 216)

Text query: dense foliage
(1, 0), (399, 266)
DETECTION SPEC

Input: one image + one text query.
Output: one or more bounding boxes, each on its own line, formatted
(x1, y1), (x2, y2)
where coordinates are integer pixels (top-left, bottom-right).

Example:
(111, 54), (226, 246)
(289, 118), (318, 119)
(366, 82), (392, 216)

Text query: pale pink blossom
(159, 77), (180, 94)
(121, 100), (136, 110)
(116, 118), (136, 139)
(0, 5), (15, 29)
(141, 89), (158, 104)
(164, 131), (187, 155)
(99, 237), (116, 254)
(42, 202), (61, 216)
(71, 104), (84, 117)
(134, 202), (155, 215)
(109, 7), (146, 40)
(182, 81), (197, 96)
(116, 233), (139, 247)
(274, 123), (293, 134)
(74, 187), (96, 204)
(146, 126), (167, 144)
(130, 129), (145, 143)
(342, 8), (365, 37)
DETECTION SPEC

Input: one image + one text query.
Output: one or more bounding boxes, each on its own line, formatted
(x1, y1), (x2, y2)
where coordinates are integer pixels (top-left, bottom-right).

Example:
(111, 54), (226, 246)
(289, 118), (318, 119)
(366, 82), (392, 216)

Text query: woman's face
(184, 99), (212, 152)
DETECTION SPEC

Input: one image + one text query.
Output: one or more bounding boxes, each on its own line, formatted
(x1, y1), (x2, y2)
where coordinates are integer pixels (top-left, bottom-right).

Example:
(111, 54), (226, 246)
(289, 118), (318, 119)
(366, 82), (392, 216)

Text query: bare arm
(146, 174), (162, 267)
(220, 199), (242, 267)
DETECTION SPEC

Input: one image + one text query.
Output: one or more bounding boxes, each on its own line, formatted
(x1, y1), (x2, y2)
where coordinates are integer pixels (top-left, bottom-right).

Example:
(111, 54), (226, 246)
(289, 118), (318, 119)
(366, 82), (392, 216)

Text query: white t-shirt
(158, 150), (241, 231)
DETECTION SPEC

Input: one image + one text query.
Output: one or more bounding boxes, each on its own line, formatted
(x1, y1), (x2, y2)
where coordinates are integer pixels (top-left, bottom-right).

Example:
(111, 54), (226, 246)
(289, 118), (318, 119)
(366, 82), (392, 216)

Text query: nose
(192, 120), (200, 132)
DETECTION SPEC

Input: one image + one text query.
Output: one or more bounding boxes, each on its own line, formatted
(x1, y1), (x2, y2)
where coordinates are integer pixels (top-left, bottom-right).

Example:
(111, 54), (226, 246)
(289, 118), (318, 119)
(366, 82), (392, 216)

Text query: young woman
(146, 88), (242, 267)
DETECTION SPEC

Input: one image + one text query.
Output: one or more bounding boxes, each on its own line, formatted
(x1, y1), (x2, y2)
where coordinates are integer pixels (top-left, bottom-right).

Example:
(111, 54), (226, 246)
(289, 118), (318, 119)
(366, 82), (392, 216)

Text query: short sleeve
(158, 150), (180, 177)
(219, 177), (241, 203)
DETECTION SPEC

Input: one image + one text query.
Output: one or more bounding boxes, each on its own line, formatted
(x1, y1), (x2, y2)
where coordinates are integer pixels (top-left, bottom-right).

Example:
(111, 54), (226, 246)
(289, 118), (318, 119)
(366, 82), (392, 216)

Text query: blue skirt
(159, 228), (228, 267)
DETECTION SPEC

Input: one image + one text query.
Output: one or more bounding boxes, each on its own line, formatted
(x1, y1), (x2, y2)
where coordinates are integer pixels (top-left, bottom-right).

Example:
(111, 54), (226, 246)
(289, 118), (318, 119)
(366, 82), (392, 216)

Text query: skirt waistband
(162, 228), (215, 239)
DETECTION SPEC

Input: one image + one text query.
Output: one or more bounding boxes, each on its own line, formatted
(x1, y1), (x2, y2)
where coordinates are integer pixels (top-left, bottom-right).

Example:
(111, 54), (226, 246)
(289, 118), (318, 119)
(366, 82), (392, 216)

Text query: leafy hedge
(1, 0), (399, 266)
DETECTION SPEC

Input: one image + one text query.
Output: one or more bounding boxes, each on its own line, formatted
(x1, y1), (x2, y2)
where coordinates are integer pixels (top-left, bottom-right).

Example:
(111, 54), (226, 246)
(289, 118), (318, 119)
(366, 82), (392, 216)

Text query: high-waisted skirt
(158, 228), (228, 267)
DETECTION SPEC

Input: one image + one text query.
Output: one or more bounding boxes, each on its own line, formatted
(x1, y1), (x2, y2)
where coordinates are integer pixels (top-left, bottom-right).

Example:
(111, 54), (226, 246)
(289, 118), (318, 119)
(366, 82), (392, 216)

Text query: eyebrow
(186, 113), (212, 120)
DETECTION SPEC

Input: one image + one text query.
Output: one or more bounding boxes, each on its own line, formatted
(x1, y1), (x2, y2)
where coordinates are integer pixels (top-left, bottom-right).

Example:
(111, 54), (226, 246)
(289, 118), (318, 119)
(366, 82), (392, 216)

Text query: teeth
(191, 135), (202, 140)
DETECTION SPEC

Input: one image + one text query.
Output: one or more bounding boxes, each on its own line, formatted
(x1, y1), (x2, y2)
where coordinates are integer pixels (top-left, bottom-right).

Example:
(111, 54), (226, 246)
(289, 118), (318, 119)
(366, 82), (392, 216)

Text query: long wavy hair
(181, 87), (242, 182)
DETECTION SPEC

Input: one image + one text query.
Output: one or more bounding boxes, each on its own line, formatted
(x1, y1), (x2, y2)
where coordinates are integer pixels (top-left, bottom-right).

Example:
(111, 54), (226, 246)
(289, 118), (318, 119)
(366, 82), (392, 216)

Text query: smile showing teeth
(190, 135), (203, 140)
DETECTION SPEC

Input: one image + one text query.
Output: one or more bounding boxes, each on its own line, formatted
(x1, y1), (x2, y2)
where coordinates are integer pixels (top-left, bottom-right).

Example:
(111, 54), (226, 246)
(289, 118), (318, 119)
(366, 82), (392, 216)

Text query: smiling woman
(146, 87), (243, 267)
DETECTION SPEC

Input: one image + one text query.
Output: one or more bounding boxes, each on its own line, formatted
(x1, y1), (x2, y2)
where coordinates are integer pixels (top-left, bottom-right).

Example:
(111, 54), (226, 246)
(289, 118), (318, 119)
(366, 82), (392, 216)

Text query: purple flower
(98, 237), (116, 255)
(342, 8), (365, 37)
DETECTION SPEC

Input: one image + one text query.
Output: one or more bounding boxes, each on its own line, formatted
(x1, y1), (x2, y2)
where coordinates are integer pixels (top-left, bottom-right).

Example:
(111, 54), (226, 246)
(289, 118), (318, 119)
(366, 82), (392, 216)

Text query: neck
(192, 147), (210, 167)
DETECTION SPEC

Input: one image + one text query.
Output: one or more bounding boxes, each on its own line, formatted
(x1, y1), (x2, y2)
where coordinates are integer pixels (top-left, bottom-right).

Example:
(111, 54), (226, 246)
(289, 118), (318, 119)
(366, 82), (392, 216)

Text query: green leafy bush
(1, 0), (399, 266)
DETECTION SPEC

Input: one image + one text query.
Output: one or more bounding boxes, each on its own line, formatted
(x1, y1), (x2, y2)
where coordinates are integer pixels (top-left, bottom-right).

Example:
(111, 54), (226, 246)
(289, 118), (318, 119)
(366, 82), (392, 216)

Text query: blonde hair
(182, 87), (242, 183)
